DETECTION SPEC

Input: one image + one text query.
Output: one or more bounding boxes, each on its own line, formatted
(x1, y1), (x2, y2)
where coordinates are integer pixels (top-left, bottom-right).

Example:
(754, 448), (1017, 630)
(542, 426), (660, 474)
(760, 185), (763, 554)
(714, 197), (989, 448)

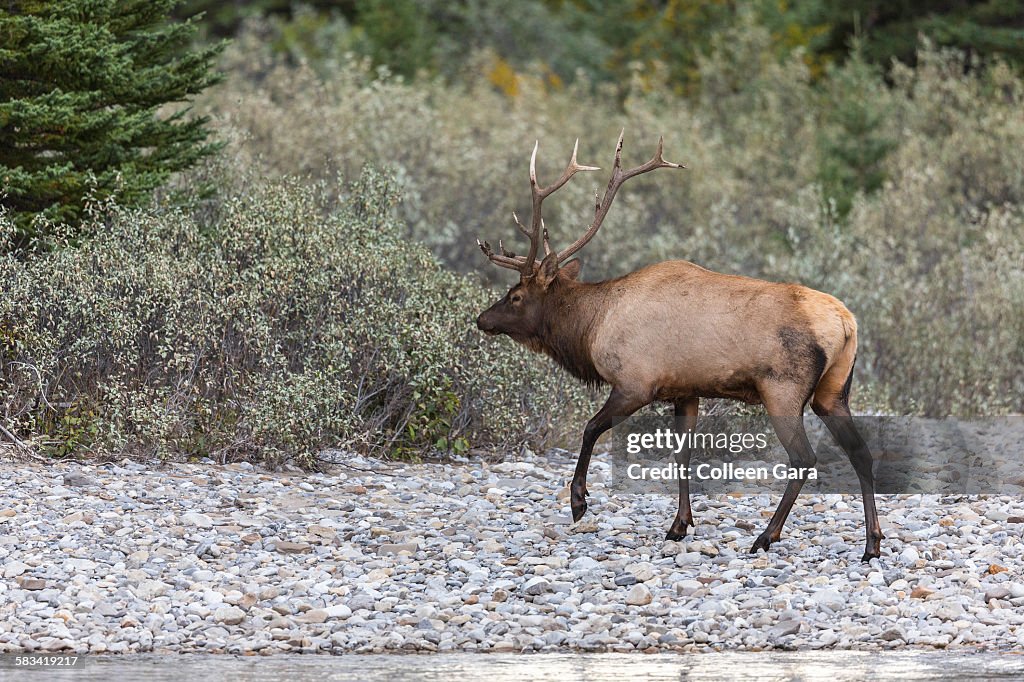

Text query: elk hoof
(569, 484), (588, 522)
(750, 533), (773, 554)
(665, 527), (688, 542)
(862, 531), (884, 562)
(665, 517), (690, 541)
(570, 499), (588, 523)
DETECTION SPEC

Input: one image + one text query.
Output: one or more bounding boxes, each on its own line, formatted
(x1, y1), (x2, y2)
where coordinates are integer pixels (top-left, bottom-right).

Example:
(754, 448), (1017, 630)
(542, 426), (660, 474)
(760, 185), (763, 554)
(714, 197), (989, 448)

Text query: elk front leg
(571, 388), (645, 522)
(666, 397), (699, 541)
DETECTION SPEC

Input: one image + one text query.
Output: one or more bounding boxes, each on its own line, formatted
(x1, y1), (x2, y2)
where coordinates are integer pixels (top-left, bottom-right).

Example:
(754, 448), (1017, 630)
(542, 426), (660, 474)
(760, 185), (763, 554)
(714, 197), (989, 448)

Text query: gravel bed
(1, 450), (1023, 654)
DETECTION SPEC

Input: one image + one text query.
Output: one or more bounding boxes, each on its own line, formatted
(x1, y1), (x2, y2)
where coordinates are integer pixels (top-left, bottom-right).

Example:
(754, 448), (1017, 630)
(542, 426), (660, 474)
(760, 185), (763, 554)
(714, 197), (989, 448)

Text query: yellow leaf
(486, 57), (520, 98)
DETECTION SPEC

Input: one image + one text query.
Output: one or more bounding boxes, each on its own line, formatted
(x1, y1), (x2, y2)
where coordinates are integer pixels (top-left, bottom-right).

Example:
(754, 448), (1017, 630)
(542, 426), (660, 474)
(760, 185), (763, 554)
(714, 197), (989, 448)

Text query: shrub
(0, 169), (593, 464)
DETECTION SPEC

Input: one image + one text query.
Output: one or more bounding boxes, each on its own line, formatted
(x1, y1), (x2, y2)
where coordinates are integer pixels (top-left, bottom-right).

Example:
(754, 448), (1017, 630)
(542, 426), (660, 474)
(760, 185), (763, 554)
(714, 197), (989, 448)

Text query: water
(4, 652), (1023, 681)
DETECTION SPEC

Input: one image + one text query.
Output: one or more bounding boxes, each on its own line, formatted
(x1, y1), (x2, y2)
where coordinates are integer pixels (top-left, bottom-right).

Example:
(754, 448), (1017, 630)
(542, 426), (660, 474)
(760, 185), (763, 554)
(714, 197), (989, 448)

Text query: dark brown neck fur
(531, 278), (613, 387)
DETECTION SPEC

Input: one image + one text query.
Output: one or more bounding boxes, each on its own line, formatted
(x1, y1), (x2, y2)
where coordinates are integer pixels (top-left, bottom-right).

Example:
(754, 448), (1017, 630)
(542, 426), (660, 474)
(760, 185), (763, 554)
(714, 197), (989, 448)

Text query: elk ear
(537, 253), (560, 288)
(559, 259), (582, 281)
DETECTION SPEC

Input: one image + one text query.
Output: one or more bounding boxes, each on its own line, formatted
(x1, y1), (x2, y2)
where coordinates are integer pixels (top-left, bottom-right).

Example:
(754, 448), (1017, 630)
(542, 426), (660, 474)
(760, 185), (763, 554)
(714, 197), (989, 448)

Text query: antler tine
(655, 135), (684, 167)
(655, 136), (668, 163)
(529, 140), (539, 188)
(542, 223), (551, 256)
(555, 131), (685, 264)
(612, 128), (625, 172)
(521, 138), (599, 275)
(620, 134), (687, 181)
(512, 211), (529, 237)
(477, 238), (525, 270)
(536, 138), (601, 199)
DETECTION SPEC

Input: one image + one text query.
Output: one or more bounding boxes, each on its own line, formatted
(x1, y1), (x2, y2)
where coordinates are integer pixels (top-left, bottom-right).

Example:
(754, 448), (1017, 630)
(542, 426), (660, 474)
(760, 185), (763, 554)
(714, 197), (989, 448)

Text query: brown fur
(478, 258), (856, 414)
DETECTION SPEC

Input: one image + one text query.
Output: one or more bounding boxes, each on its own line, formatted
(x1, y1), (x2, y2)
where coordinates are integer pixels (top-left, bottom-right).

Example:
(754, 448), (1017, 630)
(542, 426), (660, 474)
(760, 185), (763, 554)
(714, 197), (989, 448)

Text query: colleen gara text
(625, 462), (819, 481)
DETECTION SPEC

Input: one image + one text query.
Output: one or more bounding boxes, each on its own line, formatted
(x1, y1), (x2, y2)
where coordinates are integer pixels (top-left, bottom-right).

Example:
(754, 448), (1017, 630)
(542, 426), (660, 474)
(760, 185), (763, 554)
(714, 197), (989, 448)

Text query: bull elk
(476, 132), (883, 562)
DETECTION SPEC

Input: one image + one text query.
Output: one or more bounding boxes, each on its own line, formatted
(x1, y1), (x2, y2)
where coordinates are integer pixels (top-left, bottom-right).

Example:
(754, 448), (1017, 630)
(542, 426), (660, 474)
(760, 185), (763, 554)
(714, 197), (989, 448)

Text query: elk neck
(530, 278), (614, 387)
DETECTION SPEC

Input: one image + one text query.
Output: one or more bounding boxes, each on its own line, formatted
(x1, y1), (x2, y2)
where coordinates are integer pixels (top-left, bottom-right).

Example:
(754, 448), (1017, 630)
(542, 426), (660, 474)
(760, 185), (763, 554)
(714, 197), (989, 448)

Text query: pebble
(625, 584), (653, 606)
(62, 471), (95, 487)
(770, 620), (801, 639)
(523, 577), (551, 596)
(273, 541), (311, 554)
(214, 606), (246, 625)
(181, 511), (214, 528)
(377, 543), (418, 555)
(3, 561), (29, 578)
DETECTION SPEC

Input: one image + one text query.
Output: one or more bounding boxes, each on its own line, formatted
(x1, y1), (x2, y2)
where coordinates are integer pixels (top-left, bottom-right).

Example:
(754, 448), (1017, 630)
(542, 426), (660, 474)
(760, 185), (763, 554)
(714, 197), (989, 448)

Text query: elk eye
(511, 293), (522, 304)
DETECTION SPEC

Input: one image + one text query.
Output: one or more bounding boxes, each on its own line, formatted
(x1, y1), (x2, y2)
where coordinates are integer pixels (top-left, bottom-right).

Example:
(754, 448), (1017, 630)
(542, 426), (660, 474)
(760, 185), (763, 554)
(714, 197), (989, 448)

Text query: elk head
(476, 131), (684, 340)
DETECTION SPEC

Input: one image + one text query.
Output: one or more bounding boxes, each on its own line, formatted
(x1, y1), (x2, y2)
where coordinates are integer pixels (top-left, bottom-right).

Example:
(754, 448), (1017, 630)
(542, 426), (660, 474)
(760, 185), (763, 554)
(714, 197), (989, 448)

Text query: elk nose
(476, 314), (494, 333)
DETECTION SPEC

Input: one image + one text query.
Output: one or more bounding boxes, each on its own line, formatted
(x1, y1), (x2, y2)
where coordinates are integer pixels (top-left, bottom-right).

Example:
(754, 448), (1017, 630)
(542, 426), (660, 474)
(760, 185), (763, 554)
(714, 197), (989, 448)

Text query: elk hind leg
(751, 386), (817, 554)
(812, 353), (883, 561)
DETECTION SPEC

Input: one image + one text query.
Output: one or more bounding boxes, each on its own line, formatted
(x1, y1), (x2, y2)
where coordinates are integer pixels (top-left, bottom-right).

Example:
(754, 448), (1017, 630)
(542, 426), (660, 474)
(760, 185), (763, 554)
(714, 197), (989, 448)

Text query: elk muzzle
(476, 310), (500, 335)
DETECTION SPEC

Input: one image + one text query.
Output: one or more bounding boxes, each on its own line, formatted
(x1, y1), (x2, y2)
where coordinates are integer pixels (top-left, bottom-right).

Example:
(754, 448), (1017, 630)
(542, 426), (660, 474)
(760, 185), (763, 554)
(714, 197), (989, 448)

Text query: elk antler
(478, 138), (599, 275)
(477, 132), (684, 274)
(555, 130), (684, 264)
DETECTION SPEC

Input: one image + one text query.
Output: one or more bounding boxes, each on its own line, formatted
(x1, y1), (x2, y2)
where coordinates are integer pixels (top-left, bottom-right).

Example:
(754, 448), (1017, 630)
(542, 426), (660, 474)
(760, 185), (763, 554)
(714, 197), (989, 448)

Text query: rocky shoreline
(1, 449), (1023, 655)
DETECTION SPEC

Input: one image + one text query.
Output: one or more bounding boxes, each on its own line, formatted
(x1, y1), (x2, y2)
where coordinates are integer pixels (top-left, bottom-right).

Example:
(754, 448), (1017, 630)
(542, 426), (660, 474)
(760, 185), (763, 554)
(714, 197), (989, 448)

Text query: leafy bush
(0, 170), (592, 464)
(192, 29), (1023, 417)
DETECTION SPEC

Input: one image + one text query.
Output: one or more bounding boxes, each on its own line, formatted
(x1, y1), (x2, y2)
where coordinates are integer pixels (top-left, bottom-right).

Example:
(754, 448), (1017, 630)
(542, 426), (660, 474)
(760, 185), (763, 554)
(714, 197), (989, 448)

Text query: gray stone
(181, 512), (214, 528)
(377, 543), (418, 555)
(569, 556), (601, 571)
(3, 561), (28, 578)
(522, 577), (551, 596)
(770, 620), (801, 639)
(213, 606), (246, 625)
(63, 472), (95, 487)
(296, 609), (328, 624)
(811, 589), (846, 610)
(625, 584), (653, 606)
(985, 586), (1012, 602)
(626, 562), (656, 582)
(133, 580), (170, 600)
(880, 628), (905, 642)
(324, 604), (352, 620)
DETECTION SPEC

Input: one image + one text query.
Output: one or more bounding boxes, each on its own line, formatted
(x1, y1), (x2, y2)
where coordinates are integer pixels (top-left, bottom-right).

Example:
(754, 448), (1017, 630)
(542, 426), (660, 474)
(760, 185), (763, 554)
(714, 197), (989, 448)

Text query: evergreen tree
(173, 1), (353, 39)
(817, 51), (896, 217)
(0, 0), (223, 247)
(801, 0), (1024, 69)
